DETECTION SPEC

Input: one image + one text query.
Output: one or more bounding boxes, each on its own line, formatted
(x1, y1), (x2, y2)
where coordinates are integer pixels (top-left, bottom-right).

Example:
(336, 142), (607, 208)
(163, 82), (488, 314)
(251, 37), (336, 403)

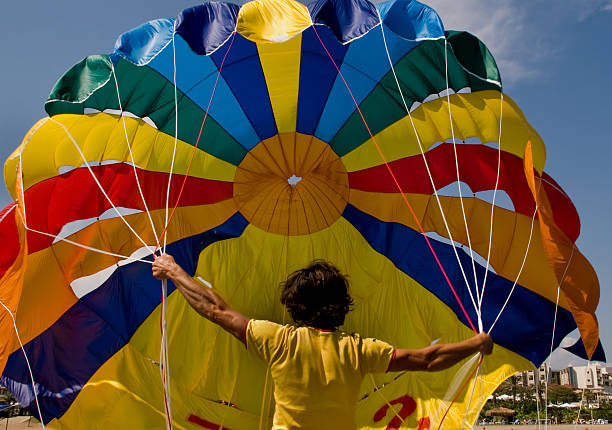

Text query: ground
(2, 416), (612, 429)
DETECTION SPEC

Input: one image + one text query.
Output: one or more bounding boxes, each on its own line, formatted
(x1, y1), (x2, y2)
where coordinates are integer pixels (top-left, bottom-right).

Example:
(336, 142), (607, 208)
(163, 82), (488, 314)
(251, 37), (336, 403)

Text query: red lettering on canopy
(187, 414), (231, 430)
(418, 416), (431, 429)
(373, 395), (430, 430)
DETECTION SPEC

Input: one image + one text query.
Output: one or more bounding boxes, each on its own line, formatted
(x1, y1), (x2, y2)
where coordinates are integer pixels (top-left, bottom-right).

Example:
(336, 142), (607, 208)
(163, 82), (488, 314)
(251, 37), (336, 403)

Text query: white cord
(487, 200), (538, 333)
(0, 301), (46, 429)
(163, 29), (180, 254)
(460, 356), (482, 429)
(47, 118), (155, 255)
(18, 122), (154, 268)
(478, 92), (504, 319)
(0, 162), (46, 429)
(536, 374), (542, 430)
(377, 16), (481, 319)
(0, 204), (16, 224)
(157, 24), (179, 429)
(544, 245), (575, 429)
(20, 225), (152, 264)
(159, 279), (173, 430)
(110, 63), (161, 251)
(573, 377), (588, 430)
(443, 38), (481, 330)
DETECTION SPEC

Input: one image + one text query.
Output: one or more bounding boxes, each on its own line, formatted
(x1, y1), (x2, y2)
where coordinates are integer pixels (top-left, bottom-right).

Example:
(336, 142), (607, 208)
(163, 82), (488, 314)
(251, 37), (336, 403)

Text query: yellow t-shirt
(246, 319), (395, 430)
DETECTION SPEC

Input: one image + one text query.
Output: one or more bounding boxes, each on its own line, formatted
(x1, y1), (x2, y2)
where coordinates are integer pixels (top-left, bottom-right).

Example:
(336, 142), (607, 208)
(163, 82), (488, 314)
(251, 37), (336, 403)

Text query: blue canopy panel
(310, 0), (445, 144)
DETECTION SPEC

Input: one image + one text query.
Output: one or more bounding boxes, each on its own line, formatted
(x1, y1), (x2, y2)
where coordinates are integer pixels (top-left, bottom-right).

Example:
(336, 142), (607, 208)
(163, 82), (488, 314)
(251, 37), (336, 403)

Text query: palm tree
(511, 375), (518, 405)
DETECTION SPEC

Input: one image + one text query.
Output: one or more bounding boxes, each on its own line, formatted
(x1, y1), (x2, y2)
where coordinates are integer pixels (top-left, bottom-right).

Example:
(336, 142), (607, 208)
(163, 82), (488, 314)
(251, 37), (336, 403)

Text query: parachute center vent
(287, 174), (302, 187)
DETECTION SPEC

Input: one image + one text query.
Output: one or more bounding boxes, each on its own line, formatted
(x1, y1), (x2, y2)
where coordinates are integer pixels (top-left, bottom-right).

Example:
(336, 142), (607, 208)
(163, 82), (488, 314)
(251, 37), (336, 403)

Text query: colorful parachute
(0, 0), (601, 428)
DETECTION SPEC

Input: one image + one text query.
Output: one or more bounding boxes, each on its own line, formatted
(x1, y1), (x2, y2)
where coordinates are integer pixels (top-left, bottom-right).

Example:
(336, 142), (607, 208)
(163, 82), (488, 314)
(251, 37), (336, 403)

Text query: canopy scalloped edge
(113, 0), (445, 63)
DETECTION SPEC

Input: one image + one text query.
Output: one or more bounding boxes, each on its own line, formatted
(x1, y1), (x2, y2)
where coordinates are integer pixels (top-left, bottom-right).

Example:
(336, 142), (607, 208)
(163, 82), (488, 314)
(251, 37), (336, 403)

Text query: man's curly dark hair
(280, 260), (353, 330)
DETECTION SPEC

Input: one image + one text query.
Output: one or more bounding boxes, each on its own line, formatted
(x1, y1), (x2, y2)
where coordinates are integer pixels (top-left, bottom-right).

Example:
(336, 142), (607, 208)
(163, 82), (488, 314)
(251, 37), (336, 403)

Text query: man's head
(280, 260), (353, 331)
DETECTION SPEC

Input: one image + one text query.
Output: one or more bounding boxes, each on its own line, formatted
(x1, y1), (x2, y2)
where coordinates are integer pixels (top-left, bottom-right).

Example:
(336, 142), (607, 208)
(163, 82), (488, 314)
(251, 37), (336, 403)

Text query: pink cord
(311, 25), (477, 333)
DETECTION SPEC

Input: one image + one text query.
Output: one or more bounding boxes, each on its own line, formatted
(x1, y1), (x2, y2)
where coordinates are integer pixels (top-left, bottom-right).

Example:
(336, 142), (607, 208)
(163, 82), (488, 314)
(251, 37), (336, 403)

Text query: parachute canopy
(0, 0), (600, 428)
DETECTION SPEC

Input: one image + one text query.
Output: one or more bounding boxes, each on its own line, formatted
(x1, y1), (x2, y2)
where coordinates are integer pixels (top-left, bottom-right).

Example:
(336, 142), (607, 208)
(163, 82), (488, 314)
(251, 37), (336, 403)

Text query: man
(153, 255), (493, 430)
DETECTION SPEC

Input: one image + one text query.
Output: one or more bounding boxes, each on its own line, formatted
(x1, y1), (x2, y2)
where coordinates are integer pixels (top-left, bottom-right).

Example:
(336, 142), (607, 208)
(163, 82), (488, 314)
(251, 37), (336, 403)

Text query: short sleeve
(359, 337), (395, 374)
(245, 319), (287, 365)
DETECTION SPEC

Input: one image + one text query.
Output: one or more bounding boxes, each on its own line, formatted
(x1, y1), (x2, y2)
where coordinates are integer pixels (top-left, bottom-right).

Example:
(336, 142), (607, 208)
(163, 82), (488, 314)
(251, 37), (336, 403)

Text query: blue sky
(0, 1), (610, 369)
(427, 0), (612, 368)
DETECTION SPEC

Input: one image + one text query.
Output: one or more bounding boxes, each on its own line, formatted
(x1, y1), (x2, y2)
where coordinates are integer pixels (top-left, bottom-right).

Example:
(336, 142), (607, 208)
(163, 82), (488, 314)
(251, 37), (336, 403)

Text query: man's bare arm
(152, 254), (248, 344)
(388, 333), (493, 372)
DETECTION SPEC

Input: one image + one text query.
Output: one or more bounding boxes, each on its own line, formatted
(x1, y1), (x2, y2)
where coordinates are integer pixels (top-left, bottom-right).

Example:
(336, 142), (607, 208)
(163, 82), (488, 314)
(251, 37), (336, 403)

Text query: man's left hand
(152, 254), (177, 280)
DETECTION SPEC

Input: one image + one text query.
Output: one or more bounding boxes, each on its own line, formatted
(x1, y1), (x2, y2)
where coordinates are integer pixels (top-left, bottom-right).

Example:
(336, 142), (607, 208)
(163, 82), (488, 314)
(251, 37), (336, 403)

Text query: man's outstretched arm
(152, 254), (248, 344)
(388, 333), (493, 372)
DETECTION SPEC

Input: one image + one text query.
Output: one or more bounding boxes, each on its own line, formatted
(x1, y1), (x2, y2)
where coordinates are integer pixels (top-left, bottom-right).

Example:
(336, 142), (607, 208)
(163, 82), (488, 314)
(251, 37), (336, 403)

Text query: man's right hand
(476, 332), (493, 356)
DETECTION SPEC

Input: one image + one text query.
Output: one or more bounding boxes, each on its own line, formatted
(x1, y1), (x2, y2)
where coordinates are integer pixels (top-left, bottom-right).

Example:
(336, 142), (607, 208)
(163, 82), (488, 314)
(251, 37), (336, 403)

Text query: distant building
(515, 363), (612, 391)
(516, 363), (555, 387)
(549, 369), (561, 385)
(559, 363), (611, 391)
(603, 367), (612, 388)
(560, 366), (578, 386)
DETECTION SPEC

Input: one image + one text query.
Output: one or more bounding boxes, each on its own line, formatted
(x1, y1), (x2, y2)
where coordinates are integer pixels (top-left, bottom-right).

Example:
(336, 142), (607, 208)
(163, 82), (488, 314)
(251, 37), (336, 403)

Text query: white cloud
(574, 0), (612, 20)
(414, 0), (611, 84)
(559, 335), (578, 348)
(549, 347), (590, 369)
(544, 334), (608, 369)
(420, 0), (541, 84)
